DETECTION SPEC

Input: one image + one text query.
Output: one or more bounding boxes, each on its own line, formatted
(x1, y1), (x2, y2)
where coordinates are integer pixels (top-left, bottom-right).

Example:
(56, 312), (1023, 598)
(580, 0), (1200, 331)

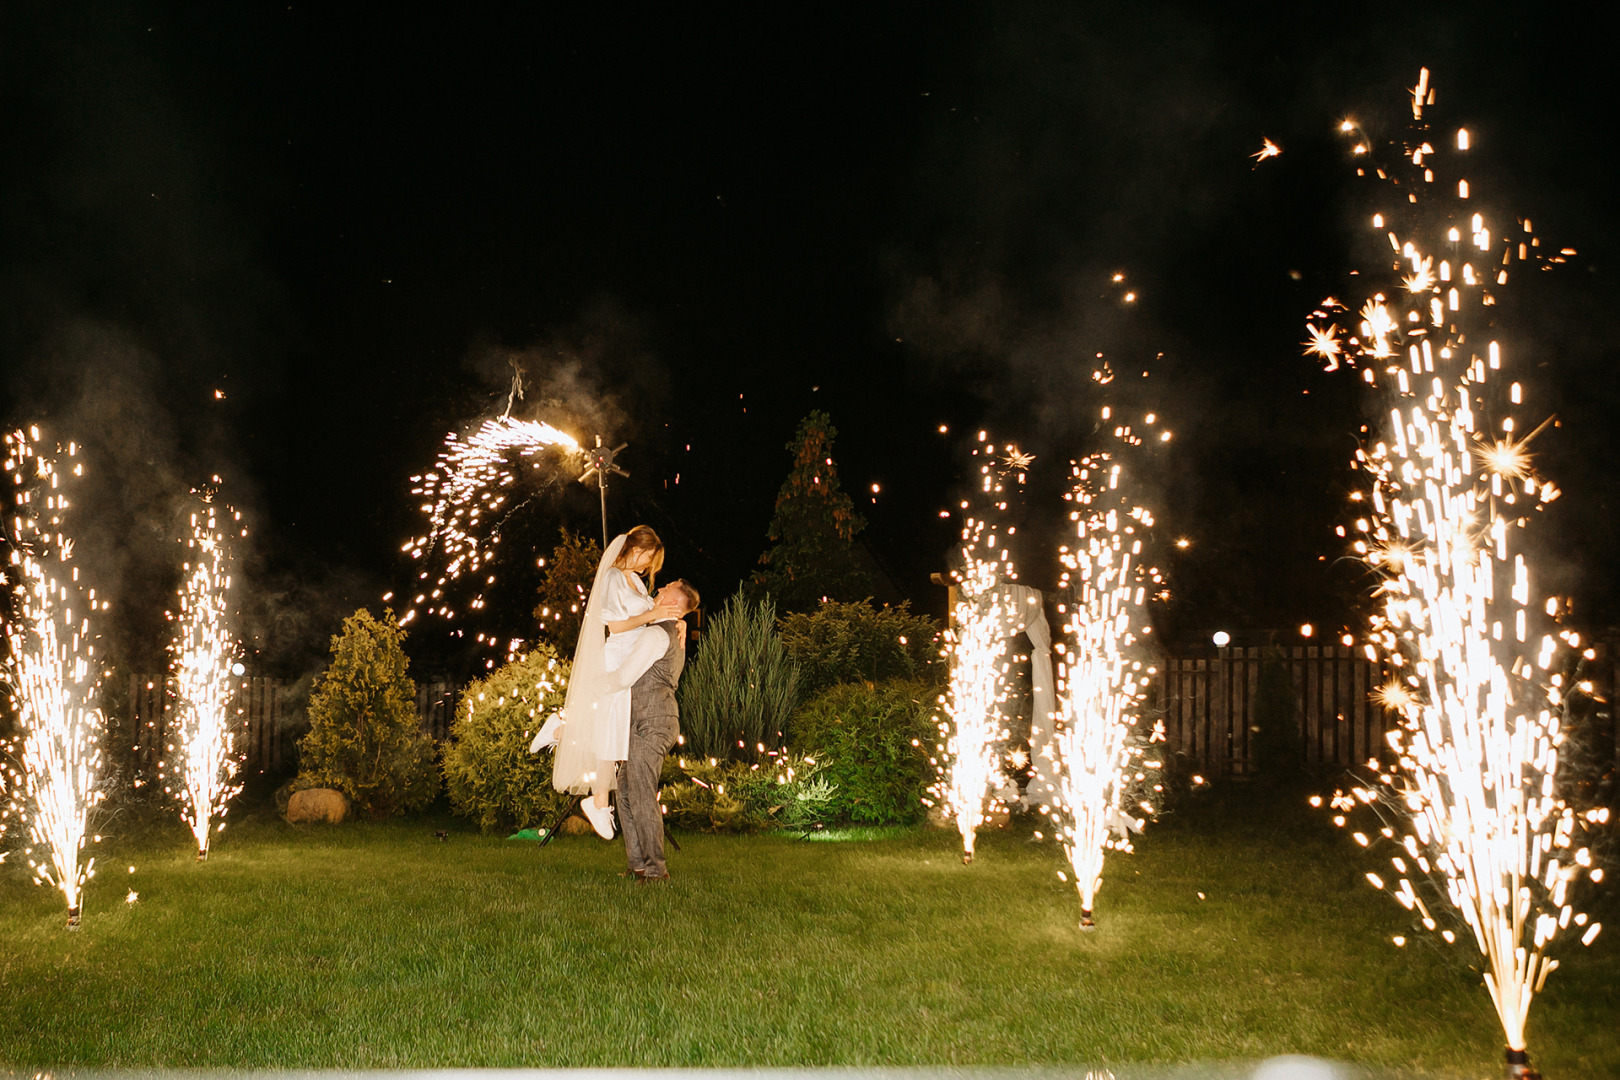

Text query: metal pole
(599, 472), (609, 547)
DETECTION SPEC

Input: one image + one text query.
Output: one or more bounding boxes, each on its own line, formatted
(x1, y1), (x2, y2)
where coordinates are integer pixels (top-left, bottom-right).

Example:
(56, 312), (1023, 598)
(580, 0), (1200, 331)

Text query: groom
(619, 578), (699, 882)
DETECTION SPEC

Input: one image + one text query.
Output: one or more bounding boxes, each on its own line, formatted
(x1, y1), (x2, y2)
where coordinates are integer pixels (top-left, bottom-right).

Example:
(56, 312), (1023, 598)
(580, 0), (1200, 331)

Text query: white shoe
(581, 799), (616, 839)
(529, 713), (564, 753)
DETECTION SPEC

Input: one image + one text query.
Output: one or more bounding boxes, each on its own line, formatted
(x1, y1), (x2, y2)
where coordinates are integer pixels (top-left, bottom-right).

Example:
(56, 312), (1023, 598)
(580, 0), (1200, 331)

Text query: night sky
(2, 3), (1616, 678)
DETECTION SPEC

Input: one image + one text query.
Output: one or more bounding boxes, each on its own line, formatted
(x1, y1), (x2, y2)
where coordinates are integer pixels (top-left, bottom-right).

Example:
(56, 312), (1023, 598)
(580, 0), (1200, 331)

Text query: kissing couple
(529, 525), (698, 882)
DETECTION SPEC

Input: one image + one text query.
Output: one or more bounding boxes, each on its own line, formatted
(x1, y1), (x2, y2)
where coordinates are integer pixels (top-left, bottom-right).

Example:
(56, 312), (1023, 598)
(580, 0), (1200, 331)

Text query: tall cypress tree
(752, 410), (870, 614)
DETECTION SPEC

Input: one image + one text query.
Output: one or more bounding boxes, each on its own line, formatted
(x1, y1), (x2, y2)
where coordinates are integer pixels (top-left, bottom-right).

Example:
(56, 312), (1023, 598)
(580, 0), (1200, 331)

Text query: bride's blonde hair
(614, 524), (665, 587)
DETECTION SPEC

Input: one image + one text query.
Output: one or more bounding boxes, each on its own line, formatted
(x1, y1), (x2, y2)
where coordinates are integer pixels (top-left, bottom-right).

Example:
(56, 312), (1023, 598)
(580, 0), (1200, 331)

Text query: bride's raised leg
(580, 764), (618, 838)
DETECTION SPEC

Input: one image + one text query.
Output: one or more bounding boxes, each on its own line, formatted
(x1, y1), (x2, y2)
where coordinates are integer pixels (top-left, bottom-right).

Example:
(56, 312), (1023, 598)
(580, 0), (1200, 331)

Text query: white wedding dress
(548, 535), (668, 796)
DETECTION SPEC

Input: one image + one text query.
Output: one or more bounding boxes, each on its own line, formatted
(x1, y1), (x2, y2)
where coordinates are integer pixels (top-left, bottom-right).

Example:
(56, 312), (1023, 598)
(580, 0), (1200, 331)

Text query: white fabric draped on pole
(963, 582), (1059, 808)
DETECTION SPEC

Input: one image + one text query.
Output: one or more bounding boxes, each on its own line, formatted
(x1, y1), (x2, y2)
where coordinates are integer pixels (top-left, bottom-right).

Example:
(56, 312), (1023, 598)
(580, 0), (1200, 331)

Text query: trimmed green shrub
(298, 609), (439, 817)
(442, 645), (574, 833)
(678, 593), (800, 760)
(785, 678), (935, 825)
(778, 599), (943, 697)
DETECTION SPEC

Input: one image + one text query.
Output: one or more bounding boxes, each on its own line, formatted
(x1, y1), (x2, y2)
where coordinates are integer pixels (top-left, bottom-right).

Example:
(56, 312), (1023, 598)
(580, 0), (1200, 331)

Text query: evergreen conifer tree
(752, 410), (870, 614)
(532, 527), (601, 654)
(299, 609), (439, 816)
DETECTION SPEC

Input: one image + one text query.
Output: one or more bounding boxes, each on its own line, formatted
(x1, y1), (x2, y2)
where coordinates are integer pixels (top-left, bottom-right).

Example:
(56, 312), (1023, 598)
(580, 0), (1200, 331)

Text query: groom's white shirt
(608, 618), (679, 692)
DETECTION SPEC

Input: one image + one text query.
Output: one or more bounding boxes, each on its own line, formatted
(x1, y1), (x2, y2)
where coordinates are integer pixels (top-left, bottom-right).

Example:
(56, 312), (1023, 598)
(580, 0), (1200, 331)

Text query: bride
(531, 525), (682, 837)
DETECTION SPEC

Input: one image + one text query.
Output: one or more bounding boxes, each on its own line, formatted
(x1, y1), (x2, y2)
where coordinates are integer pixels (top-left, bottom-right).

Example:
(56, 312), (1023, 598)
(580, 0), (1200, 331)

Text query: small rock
(287, 788), (350, 824)
(559, 814), (595, 836)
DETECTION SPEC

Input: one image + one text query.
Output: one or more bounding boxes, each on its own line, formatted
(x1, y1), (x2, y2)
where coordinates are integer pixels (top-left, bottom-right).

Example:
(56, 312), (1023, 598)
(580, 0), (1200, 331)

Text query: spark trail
(397, 417), (582, 629)
(3, 427), (107, 927)
(1309, 70), (1605, 1076)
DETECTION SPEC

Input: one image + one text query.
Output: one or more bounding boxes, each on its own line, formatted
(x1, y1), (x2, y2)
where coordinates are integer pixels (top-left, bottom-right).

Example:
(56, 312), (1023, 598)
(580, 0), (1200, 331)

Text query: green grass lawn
(1, 790), (1615, 1074)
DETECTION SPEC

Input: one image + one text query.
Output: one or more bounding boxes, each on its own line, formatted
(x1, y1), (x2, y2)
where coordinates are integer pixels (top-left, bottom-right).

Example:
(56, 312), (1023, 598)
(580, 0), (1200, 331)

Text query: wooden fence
(1159, 646), (1394, 776)
(115, 644), (1617, 784)
(120, 675), (460, 779)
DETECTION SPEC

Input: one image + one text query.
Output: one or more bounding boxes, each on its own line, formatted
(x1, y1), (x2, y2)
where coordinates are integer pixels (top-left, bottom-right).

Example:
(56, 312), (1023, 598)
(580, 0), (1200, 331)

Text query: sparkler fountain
(167, 498), (245, 860)
(3, 427), (107, 928)
(929, 436), (1026, 863)
(1052, 392), (1169, 929)
(1308, 70), (1606, 1079)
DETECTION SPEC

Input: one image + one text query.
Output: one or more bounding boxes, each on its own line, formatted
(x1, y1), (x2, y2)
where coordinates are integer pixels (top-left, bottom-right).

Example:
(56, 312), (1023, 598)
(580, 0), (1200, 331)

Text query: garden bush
(678, 593), (800, 760)
(777, 598), (943, 697)
(784, 678), (935, 825)
(442, 645), (574, 833)
(659, 751), (834, 832)
(298, 609), (439, 817)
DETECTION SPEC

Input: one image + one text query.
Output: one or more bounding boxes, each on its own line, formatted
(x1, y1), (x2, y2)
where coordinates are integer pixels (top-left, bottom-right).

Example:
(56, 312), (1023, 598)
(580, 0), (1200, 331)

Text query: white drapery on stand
(958, 582), (1058, 809)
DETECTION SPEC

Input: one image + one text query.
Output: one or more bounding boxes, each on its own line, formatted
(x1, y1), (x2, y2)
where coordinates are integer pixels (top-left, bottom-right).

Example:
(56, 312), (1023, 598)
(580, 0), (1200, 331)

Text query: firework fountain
(167, 498), (245, 860)
(2, 427), (107, 927)
(930, 435), (1028, 863)
(1309, 70), (1606, 1078)
(397, 415), (582, 634)
(1052, 389), (1169, 929)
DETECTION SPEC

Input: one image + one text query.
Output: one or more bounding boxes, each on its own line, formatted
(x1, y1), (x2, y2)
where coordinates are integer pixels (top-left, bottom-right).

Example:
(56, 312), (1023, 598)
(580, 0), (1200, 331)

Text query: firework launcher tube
(66, 906), (81, 930)
(1079, 907), (1095, 930)
(1505, 1048), (1539, 1080)
(197, 847), (208, 861)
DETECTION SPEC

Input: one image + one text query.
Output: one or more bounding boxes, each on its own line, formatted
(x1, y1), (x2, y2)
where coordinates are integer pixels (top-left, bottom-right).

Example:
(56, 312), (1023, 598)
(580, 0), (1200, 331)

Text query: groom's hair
(670, 579), (700, 615)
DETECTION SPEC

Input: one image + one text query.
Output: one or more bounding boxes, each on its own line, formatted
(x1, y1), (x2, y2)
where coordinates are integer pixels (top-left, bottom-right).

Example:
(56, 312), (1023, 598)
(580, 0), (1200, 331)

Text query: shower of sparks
(3, 427), (107, 926)
(928, 439), (1026, 862)
(1312, 69), (1604, 1059)
(167, 499), (246, 860)
(1051, 398), (1169, 928)
(398, 417), (582, 628)
(1252, 137), (1282, 164)
(931, 519), (1009, 862)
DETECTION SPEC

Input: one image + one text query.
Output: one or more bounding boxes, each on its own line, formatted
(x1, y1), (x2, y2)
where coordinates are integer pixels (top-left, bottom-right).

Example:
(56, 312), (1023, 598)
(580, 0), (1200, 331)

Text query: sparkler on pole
(1308, 70), (1605, 1079)
(1051, 395), (1169, 929)
(166, 497), (245, 860)
(397, 416), (583, 628)
(2, 427), (107, 928)
(577, 435), (628, 548)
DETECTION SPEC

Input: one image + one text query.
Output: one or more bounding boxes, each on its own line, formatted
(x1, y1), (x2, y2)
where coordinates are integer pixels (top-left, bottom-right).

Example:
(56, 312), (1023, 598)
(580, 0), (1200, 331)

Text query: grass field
(0, 789), (1615, 1074)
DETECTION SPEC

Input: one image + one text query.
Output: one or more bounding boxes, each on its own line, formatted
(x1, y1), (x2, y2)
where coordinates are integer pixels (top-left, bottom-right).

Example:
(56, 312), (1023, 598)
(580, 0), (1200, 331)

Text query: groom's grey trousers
(618, 620), (683, 878)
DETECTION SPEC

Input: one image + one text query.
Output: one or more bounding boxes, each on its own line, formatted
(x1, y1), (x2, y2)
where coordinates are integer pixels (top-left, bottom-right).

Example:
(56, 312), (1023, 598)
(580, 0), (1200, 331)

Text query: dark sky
(2, 3), (1616, 675)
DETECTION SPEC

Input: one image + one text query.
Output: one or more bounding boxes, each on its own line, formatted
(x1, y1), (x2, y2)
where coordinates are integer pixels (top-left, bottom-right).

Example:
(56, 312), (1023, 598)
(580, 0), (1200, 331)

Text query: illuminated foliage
(443, 645), (573, 833)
